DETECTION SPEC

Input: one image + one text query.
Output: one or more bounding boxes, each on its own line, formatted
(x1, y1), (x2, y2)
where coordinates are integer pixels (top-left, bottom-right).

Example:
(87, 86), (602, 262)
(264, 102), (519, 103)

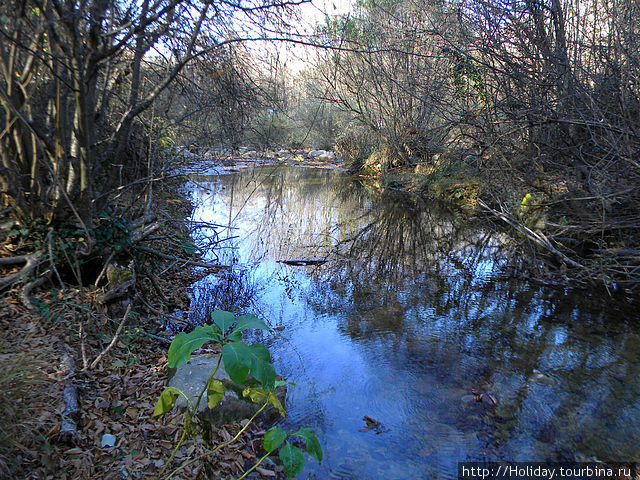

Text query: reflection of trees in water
(189, 167), (640, 462)
(188, 267), (261, 325)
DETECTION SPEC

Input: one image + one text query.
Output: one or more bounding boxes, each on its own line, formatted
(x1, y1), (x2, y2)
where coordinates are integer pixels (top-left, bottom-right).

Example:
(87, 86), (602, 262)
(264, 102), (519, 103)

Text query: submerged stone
(531, 371), (556, 386)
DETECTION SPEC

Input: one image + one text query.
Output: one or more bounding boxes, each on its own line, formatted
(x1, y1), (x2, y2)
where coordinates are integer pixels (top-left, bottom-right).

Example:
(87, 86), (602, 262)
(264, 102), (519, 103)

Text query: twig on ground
(87, 303), (132, 371)
(79, 322), (88, 371)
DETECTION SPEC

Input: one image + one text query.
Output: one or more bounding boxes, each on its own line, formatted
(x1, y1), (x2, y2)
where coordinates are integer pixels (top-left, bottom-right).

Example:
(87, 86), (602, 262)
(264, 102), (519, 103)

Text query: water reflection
(186, 167), (640, 479)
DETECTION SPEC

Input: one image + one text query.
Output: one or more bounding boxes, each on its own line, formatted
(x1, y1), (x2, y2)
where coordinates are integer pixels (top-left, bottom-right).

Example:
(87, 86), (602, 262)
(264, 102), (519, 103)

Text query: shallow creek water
(184, 166), (640, 479)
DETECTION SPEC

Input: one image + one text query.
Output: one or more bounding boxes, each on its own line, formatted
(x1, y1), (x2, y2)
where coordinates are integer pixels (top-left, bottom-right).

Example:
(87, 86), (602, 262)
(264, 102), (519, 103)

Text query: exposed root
(95, 278), (135, 304)
(20, 275), (48, 312)
(0, 251), (43, 290)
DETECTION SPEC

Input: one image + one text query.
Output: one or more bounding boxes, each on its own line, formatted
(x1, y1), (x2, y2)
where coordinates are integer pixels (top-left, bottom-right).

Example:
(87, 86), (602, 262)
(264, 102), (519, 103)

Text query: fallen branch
(87, 303), (132, 370)
(478, 199), (585, 270)
(56, 343), (79, 445)
(139, 330), (173, 345)
(131, 221), (161, 243)
(136, 245), (228, 270)
(278, 258), (327, 266)
(139, 296), (191, 325)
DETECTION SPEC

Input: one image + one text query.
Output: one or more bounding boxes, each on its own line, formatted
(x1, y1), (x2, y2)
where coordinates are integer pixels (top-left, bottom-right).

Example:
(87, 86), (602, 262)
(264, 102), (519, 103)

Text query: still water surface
(185, 166), (640, 479)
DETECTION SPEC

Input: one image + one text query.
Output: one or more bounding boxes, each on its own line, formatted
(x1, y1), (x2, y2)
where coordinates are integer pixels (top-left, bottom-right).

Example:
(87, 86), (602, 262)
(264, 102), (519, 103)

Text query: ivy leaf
(167, 325), (221, 368)
(211, 310), (235, 333)
(152, 387), (181, 417)
(234, 314), (270, 332)
(279, 443), (305, 478)
(206, 379), (225, 408)
(263, 427), (287, 452)
(222, 342), (251, 384)
(293, 427), (322, 462)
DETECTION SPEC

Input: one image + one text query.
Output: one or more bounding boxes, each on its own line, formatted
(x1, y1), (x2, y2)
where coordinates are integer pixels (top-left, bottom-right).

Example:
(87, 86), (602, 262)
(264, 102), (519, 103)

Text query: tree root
(96, 279), (135, 304)
(21, 275), (48, 312)
(0, 251), (43, 290)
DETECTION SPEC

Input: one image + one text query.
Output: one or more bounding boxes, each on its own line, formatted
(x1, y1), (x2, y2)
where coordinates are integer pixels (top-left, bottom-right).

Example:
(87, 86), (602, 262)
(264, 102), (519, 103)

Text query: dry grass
(0, 307), (59, 477)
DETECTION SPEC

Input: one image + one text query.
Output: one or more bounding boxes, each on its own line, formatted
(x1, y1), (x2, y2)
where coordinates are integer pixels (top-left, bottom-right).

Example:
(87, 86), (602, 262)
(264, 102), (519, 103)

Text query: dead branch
(139, 330), (173, 345)
(136, 245), (228, 270)
(130, 221), (161, 242)
(478, 199), (585, 270)
(56, 343), (79, 445)
(139, 296), (191, 326)
(94, 251), (116, 287)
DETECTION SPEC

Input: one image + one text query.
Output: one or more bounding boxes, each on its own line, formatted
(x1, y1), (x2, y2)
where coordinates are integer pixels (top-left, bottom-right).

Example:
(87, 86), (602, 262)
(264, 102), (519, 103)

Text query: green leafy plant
(153, 310), (321, 479)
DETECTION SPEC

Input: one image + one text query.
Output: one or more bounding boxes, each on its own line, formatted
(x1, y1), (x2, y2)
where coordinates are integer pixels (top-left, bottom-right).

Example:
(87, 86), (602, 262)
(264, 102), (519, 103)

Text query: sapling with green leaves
(152, 310), (321, 479)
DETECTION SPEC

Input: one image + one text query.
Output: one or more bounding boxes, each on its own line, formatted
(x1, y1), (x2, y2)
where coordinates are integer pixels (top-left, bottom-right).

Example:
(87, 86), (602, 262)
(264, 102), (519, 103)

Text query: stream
(184, 165), (640, 479)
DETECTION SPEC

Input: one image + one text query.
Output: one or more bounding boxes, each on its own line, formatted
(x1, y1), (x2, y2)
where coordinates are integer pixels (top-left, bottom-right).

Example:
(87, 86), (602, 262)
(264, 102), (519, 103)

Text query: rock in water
(318, 151), (336, 161)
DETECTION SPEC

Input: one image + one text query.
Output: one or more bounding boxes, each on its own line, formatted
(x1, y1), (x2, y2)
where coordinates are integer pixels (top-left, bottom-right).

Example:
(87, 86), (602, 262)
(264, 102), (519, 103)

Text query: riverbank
(345, 148), (640, 300)
(0, 175), (270, 479)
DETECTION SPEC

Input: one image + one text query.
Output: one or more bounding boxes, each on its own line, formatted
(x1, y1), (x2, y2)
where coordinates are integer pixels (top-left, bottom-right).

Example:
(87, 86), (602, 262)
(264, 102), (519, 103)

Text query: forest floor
(0, 176), (279, 480)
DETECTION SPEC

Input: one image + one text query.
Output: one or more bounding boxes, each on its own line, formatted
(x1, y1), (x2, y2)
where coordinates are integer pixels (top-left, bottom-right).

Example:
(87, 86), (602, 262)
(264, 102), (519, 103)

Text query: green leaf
(246, 343), (270, 362)
(153, 387), (181, 417)
(242, 387), (286, 417)
(206, 379), (225, 408)
(167, 325), (221, 368)
(227, 330), (242, 343)
(245, 344), (275, 390)
(263, 427), (287, 452)
(275, 379), (295, 387)
(234, 314), (270, 332)
(211, 310), (235, 332)
(279, 443), (305, 478)
(222, 342), (251, 384)
(293, 428), (322, 462)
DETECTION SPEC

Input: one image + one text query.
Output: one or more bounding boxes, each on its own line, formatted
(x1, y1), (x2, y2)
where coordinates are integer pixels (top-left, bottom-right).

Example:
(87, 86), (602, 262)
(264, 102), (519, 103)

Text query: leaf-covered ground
(0, 180), (281, 480)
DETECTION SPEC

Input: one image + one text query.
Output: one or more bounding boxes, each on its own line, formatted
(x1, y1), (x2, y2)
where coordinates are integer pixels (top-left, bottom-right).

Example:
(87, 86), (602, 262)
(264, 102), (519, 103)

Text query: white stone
(101, 433), (116, 448)
(318, 151), (336, 161)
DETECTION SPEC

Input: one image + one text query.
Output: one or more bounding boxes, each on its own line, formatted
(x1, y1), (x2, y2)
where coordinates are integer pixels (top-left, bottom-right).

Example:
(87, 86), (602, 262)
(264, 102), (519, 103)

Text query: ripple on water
(329, 462), (358, 480)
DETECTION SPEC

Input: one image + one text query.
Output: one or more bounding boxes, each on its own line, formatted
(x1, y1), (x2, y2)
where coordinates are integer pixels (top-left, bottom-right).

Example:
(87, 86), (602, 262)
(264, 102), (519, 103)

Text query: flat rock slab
(168, 354), (285, 425)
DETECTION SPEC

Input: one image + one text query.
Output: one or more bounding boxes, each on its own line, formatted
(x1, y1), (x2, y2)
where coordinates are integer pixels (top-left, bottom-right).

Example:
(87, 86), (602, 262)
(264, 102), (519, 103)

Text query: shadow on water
(184, 166), (640, 479)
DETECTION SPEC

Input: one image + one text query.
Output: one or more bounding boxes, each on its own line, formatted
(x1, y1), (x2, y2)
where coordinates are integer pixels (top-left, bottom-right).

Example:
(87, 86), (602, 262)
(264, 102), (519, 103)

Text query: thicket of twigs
(312, 0), (640, 292)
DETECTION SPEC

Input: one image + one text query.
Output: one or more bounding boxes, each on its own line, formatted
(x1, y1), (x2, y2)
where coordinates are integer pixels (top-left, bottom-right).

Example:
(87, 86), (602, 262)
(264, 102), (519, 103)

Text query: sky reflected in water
(185, 166), (640, 479)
